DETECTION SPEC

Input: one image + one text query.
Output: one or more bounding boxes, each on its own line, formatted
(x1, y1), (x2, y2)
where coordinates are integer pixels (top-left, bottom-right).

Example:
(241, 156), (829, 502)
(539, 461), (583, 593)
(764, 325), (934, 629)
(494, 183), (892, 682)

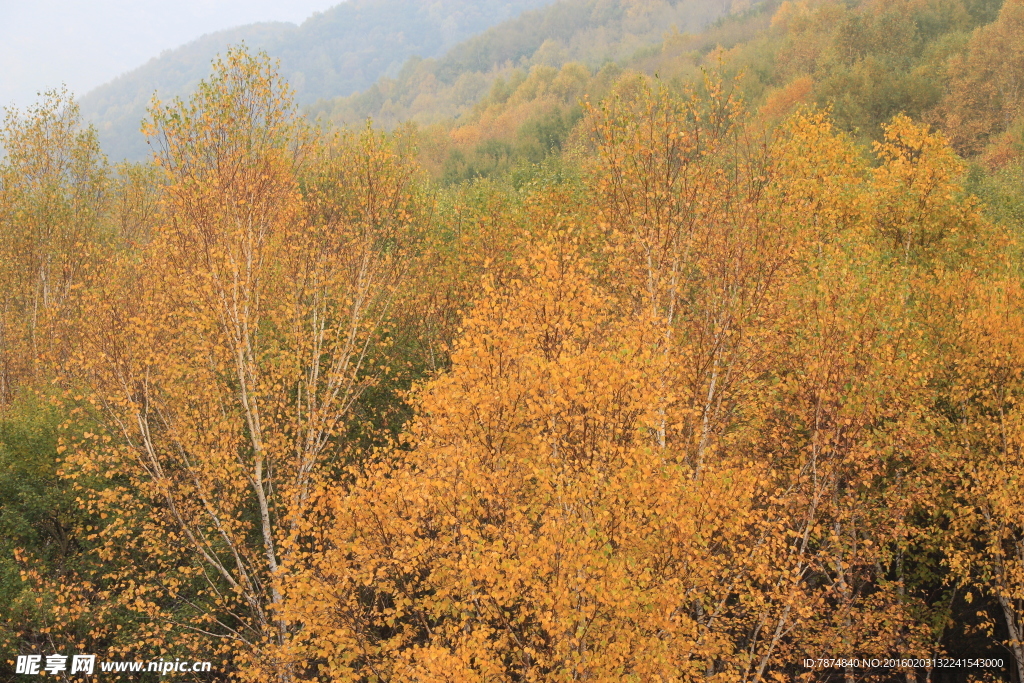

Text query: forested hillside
(308, 0), (735, 128)
(79, 0), (558, 160)
(357, 0), (1015, 182)
(3, 0), (1024, 679)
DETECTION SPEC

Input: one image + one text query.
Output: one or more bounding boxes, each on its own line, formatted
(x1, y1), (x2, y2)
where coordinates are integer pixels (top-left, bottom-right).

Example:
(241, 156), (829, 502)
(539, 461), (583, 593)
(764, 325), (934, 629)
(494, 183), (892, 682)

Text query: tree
(944, 275), (1024, 680)
(935, 0), (1024, 157)
(64, 48), (421, 679)
(286, 239), (790, 680)
(0, 89), (109, 405)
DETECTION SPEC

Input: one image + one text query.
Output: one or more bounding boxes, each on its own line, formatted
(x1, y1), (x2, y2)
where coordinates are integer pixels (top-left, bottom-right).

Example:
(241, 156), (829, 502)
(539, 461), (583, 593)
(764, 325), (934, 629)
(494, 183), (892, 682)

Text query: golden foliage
(935, 0), (1024, 157)
(279, 80), (997, 681)
(0, 90), (109, 405)
(3, 39), (1022, 683)
(62, 49), (424, 676)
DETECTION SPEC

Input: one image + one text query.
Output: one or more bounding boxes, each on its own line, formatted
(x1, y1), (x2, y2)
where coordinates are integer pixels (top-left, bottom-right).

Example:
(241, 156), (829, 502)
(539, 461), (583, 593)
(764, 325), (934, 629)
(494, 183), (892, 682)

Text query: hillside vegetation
(3, 0), (1024, 680)
(79, 0), (558, 160)
(356, 0), (1015, 183)
(310, 0), (736, 128)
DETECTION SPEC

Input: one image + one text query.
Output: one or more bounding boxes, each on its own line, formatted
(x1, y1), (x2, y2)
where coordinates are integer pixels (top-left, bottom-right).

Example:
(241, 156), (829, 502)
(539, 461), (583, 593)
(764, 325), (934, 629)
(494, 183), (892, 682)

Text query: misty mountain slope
(79, 0), (557, 160)
(312, 0), (733, 128)
(0, 0), (337, 109)
(79, 22), (293, 161)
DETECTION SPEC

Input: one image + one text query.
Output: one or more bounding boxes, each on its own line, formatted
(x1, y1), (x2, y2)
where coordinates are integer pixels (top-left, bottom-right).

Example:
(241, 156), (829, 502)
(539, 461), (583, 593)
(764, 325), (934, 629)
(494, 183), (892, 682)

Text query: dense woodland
(3, 0), (1024, 680)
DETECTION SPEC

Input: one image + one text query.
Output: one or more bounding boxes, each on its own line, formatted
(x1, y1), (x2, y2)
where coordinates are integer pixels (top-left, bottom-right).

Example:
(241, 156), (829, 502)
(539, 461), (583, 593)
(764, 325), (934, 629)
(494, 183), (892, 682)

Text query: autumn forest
(3, 0), (1024, 680)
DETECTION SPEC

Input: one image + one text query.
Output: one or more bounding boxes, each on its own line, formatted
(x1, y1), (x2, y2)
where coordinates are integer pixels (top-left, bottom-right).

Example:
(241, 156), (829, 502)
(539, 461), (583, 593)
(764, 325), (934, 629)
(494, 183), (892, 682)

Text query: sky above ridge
(0, 0), (343, 111)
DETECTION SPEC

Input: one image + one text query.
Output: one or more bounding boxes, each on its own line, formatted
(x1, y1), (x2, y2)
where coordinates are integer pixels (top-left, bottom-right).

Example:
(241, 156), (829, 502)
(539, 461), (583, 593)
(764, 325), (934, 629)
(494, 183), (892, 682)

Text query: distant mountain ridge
(80, 0), (557, 160)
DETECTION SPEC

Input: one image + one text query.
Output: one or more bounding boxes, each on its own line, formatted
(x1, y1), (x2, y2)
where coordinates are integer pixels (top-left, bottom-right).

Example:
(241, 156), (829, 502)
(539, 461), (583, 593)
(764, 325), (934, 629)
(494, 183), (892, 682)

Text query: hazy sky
(0, 0), (345, 110)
